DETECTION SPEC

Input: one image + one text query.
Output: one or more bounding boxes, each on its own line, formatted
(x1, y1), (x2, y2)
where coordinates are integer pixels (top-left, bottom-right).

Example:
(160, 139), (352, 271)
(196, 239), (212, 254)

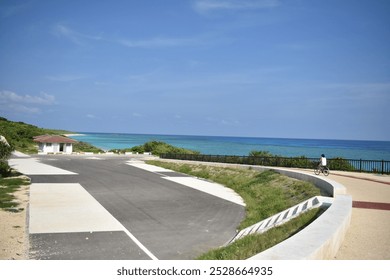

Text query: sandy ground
(0, 184), (29, 260)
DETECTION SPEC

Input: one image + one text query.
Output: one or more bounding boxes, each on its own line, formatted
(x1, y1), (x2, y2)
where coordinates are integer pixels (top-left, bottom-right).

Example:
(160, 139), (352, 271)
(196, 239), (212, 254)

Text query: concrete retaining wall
(253, 166), (347, 197)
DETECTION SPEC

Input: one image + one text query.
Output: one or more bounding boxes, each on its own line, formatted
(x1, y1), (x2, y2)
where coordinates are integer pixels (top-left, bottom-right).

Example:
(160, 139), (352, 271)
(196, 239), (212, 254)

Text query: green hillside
(0, 117), (75, 153)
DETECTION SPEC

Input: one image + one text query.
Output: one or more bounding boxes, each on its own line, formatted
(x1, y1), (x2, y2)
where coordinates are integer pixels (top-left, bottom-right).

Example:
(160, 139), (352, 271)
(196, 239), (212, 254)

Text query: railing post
(359, 159), (362, 173)
(382, 160), (384, 175)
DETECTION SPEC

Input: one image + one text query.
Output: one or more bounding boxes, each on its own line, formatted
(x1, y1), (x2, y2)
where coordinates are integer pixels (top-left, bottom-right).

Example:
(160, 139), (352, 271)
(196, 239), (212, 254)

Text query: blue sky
(1, 0), (389, 140)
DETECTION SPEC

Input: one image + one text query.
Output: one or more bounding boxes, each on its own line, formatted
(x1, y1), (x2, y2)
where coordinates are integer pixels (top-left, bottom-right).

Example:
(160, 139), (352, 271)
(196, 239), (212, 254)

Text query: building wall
(38, 143), (73, 154)
(64, 143), (73, 154)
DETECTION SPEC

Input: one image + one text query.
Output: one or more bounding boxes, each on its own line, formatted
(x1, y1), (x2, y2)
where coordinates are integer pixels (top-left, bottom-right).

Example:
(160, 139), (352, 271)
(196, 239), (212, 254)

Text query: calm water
(69, 133), (390, 161)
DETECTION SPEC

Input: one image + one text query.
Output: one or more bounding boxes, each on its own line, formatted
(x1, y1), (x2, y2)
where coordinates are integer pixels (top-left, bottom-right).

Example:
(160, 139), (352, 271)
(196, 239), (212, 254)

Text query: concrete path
(9, 154), (245, 260)
(293, 168), (390, 259)
(327, 171), (390, 260)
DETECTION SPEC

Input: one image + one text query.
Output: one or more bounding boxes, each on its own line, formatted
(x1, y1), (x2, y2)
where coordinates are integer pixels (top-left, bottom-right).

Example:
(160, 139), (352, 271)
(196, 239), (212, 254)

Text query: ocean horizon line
(73, 131), (390, 143)
(68, 132), (390, 161)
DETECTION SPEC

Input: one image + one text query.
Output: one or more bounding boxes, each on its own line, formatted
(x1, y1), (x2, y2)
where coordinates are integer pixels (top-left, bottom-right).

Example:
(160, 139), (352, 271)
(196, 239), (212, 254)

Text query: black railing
(159, 153), (390, 174)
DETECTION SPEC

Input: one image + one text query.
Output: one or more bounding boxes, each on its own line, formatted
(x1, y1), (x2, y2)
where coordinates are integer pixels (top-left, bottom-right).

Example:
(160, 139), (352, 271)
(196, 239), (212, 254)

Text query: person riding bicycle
(319, 154), (327, 168)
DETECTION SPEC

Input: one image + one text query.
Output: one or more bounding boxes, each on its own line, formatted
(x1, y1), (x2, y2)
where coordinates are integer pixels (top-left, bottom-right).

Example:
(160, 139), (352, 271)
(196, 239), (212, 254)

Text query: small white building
(34, 135), (77, 154)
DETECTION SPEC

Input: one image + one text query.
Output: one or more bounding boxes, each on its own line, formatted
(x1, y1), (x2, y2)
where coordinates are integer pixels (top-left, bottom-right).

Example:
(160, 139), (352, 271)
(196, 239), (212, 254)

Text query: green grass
(197, 207), (325, 260)
(0, 177), (30, 212)
(146, 161), (321, 230)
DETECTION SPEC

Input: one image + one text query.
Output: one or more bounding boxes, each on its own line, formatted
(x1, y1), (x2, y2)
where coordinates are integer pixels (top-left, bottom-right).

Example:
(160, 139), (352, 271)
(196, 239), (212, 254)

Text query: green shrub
(249, 150), (275, 157)
(0, 161), (11, 177)
(112, 141), (200, 156)
(73, 141), (104, 153)
(0, 137), (13, 161)
(328, 157), (355, 171)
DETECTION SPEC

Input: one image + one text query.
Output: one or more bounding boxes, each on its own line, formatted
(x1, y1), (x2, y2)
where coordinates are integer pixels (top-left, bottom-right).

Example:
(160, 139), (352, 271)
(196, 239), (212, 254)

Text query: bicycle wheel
(314, 167), (320, 175)
(323, 167), (330, 176)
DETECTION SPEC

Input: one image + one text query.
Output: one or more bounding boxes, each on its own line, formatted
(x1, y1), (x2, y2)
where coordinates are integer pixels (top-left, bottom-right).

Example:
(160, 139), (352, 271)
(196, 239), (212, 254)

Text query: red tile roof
(33, 135), (78, 144)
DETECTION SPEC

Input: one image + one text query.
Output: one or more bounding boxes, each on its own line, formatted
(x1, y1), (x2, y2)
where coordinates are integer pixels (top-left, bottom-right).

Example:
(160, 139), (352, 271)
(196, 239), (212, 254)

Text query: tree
(0, 135), (14, 177)
(0, 135), (13, 161)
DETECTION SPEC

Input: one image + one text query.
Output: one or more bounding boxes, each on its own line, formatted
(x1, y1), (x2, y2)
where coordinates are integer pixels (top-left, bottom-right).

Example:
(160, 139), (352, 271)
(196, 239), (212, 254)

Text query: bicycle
(314, 164), (330, 176)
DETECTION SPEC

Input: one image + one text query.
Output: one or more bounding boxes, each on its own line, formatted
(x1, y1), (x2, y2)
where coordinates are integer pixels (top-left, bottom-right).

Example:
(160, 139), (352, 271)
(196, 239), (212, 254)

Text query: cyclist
(319, 154), (327, 168)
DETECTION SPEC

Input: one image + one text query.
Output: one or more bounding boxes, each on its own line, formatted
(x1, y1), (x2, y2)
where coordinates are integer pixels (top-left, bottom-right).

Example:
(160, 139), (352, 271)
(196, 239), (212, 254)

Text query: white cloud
(8, 104), (41, 114)
(132, 112), (143, 118)
(193, 0), (280, 13)
(52, 24), (83, 45)
(51, 24), (103, 45)
(0, 90), (56, 115)
(86, 114), (97, 119)
(52, 23), (209, 49)
(0, 90), (55, 105)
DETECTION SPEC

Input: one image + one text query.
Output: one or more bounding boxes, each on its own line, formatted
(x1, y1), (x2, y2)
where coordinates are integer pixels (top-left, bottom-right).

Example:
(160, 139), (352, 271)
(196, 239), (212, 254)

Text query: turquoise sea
(69, 133), (390, 161)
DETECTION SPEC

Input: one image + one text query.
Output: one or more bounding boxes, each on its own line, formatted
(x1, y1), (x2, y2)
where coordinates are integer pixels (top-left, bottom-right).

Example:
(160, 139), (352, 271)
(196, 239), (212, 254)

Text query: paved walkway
(303, 170), (390, 260)
(328, 171), (390, 260)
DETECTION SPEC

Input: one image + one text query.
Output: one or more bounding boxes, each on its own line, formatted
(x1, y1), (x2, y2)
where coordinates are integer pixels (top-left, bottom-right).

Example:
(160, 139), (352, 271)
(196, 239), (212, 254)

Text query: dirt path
(0, 184), (29, 260)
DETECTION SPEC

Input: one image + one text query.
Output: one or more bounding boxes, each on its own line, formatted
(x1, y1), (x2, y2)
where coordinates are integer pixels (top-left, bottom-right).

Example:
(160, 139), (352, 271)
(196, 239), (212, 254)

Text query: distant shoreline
(64, 133), (86, 137)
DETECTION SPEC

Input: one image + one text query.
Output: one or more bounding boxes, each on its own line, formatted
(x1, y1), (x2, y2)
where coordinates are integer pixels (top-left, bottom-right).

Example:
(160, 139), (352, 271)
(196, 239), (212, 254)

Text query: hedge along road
(10, 154), (245, 260)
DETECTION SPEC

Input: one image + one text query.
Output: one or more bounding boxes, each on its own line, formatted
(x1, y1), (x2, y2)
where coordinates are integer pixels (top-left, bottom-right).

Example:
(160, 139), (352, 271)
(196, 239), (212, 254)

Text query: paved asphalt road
(25, 155), (245, 260)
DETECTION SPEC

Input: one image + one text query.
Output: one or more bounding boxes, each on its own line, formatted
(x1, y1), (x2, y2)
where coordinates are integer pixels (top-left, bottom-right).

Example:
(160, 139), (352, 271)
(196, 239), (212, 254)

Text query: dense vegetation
(0, 121), (30, 211)
(162, 150), (357, 171)
(0, 135), (13, 177)
(110, 140), (200, 156)
(73, 141), (104, 154)
(249, 150), (356, 171)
